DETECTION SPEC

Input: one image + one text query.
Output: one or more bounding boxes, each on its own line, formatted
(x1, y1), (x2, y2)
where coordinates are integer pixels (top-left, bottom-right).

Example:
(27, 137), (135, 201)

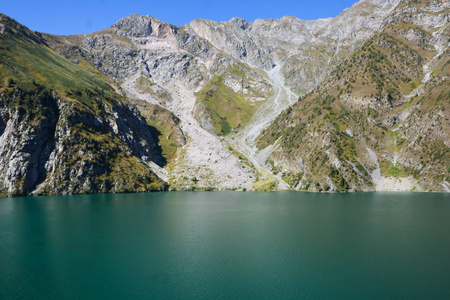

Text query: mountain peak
(0, 13), (46, 44)
(1, 0), (448, 194)
(228, 17), (249, 30)
(0, 13), (24, 34)
(110, 13), (177, 38)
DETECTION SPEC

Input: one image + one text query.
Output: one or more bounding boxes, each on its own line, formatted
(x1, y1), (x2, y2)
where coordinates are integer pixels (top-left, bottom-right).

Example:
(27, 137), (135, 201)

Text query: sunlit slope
(257, 1), (449, 192)
(0, 14), (167, 196)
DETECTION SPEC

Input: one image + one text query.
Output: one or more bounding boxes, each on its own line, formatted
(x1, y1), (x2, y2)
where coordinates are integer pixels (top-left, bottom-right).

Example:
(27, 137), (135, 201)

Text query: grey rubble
(2, 0), (449, 193)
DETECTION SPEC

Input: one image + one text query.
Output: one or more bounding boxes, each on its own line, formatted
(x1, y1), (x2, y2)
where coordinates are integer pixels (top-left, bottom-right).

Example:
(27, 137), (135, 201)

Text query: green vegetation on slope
(196, 74), (258, 135)
(128, 97), (185, 163)
(0, 14), (115, 96)
(257, 6), (450, 192)
(0, 14), (168, 196)
(0, 85), (167, 196)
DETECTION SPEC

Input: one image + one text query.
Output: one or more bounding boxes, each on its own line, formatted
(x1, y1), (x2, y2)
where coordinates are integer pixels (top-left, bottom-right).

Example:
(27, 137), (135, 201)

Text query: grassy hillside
(0, 14), (168, 196)
(0, 14), (116, 95)
(257, 3), (449, 192)
(195, 68), (262, 135)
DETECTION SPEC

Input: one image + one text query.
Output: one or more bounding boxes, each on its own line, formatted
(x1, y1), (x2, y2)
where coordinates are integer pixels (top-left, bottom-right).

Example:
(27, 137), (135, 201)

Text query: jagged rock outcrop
(0, 87), (167, 196)
(186, 0), (402, 93)
(0, 91), (58, 195)
(1, 0), (448, 194)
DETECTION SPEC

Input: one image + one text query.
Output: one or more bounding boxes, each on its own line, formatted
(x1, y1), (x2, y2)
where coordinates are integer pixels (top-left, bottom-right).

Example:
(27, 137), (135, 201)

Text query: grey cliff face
(0, 89), (165, 196)
(29, 0), (448, 192)
(182, 0), (401, 93)
(54, 0), (402, 95)
(112, 14), (178, 38)
(0, 93), (58, 195)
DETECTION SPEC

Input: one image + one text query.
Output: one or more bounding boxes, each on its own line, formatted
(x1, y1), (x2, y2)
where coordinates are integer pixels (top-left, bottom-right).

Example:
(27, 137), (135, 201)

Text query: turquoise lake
(0, 192), (449, 299)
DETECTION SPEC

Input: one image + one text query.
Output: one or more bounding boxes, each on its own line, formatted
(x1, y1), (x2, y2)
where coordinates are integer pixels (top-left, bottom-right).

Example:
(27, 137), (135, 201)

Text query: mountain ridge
(0, 13), (169, 196)
(0, 0), (448, 194)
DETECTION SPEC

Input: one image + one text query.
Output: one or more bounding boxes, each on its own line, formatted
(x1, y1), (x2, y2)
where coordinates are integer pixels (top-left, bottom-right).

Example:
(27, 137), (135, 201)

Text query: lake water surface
(1, 192), (449, 299)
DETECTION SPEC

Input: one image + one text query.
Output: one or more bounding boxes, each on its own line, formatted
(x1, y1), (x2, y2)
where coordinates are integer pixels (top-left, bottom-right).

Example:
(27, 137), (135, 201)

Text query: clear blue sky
(2, 0), (357, 35)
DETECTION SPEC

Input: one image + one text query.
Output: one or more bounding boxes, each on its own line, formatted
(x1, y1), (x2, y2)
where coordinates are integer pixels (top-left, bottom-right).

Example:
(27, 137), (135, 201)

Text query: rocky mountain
(0, 0), (448, 194)
(257, 0), (449, 192)
(187, 0), (401, 93)
(0, 14), (168, 196)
